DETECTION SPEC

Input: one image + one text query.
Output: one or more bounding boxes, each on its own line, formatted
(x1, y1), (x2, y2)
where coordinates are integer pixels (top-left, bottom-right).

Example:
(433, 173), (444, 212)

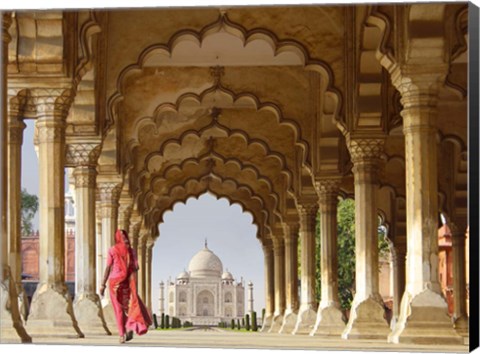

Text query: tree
(336, 198), (356, 310)
(315, 198), (390, 310)
(21, 189), (39, 236)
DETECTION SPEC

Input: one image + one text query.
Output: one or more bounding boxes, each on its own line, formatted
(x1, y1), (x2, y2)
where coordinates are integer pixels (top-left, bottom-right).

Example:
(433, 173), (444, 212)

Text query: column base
(388, 289), (463, 345)
(260, 314), (273, 332)
(341, 296), (389, 340)
(268, 313), (284, 333)
(16, 283), (29, 323)
(27, 283), (84, 338)
(101, 298), (118, 334)
(74, 293), (112, 335)
(279, 311), (297, 334)
(292, 307), (316, 335)
(454, 316), (469, 344)
(311, 304), (345, 337)
(0, 274), (32, 343)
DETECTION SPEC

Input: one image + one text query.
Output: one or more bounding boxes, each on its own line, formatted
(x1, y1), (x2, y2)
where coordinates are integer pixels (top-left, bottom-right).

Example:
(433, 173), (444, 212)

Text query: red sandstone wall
(21, 230), (76, 282)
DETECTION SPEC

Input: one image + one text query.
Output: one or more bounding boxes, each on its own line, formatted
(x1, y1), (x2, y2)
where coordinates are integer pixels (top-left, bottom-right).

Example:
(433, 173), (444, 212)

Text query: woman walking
(100, 229), (152, 343)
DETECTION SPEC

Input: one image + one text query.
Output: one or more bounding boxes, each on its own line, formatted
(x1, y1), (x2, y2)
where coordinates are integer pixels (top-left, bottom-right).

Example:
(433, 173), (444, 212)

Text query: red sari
(107, 230), (152, 337)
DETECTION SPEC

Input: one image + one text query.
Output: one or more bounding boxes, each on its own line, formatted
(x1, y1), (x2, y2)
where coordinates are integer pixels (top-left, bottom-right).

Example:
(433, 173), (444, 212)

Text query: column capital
(32, 88), (75, 120)
(315, 177), (341, 207)
(283, 221), (299, 242)
(36, 118), (66, 144)
(72, 165), (97, 189)
(296, 202), (318, 219)
(7, 119), (26, 145)
(272, 237), (285, 250)
(390, 64), (448, 100)
(119, 203), (133, 218)
(2, 12), (12, 43)
(97, 181), (122, 203)
(262, 238), (274, 252)
(66, 143), (101, 167)
(347, 138), (385, 164)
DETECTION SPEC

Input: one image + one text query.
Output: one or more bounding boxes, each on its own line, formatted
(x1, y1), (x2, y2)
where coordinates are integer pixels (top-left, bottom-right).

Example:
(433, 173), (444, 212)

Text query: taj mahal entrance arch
(0, 3), (470, 348)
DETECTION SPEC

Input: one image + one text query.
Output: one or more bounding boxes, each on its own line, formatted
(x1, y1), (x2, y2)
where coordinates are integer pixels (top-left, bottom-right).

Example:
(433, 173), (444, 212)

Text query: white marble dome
(177, 270), (190, 279)
(188, 245), (223, 278)
(221, 270), (234, 280)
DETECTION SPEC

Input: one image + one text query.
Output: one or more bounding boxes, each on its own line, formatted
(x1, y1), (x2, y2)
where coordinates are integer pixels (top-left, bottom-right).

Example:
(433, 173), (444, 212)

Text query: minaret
(248, 281), (254, 314)
(159, 281), (165, 314)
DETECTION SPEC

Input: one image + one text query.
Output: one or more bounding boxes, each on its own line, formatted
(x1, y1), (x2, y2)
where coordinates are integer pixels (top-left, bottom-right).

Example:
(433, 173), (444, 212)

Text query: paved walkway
(23, 327), (468, 353)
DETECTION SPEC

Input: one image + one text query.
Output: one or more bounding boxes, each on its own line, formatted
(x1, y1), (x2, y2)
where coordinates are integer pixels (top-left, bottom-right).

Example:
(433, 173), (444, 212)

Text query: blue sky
(21, 120), (265, 314)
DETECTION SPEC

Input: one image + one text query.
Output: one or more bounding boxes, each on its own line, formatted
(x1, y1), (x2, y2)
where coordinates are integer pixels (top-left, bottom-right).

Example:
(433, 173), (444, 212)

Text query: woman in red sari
(100, 229), (152, 343)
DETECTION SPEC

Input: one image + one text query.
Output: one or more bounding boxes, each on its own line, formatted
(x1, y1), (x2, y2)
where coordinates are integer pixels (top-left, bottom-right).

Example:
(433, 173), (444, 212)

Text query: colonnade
(0, 10), (470, 346)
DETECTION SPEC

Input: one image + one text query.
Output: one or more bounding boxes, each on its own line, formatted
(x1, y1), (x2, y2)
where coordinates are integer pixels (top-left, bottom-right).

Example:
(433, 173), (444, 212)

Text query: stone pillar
(95, 201), (103, 294)
(137, 236), (147, 302)
(98, 181), (121, 331)
(159, 281), (165, 314)
(342, 138), (389, 340)
(27, 89), (84, 338)
(390, 240), (406, 329)
(388, 71), (462, 344)
(269, 237), (285, 332)
(67, 144), (111, 335)
(6, 108), (28, 321)
(0, 12), (31, 343)
(260, 240), (274, 332)
(312, 178), (345, 337)
(450, 223), (468, 338)
(117, 202), (132, 232)
(128, 210), (141, 246)
(98, 182), (121, 268)
(279, 222), (299, 334)
(293, 200), (318, 335)
(145, 242), (153, 314)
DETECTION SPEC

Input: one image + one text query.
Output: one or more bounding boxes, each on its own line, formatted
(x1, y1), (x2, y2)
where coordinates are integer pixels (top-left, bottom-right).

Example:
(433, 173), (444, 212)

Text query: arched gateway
(0, 3), (470, 348)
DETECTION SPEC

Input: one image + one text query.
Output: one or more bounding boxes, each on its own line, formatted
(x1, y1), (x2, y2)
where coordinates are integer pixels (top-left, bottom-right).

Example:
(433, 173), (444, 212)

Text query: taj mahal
(159, 241), (253, 326)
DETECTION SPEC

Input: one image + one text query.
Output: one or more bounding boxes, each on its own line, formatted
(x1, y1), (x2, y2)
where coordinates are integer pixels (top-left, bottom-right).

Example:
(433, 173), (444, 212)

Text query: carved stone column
(118, 202), (132, 233)
(98, 180), (121, 331)
(450, 223), (468, 339)
(145, 242), (153, 314)
(27, 89), (83, 338)
(269, 237), (285, 332)
(260, 240), (274, 332)
(293, 200), (318, 335)
(279, 222), (299, 334)
(0, 12), (31, 343)
(129, 210), (142, 253)
(137, 235), (147, 302)
(67, 143), (111, 335)
(390, 239), (406, 329)
(95, 200), (103, 294)
(388, 70), (462, 344)
(312, 178), (345, 337)
(342, 138), (389, 340)
(7, 105), (28, 321)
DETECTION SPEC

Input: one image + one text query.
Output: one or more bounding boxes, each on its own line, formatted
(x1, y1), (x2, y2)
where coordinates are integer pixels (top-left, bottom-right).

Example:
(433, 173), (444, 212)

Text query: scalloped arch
(145, 177), (272, 239)
(107, 13), (341, 132)
(143, 163), (282, 226)
(128, 86), (306, 167)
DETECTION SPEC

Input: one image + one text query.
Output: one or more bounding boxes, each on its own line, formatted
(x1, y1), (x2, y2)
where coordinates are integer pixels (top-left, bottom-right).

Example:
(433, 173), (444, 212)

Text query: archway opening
(152, 192), (264, 322)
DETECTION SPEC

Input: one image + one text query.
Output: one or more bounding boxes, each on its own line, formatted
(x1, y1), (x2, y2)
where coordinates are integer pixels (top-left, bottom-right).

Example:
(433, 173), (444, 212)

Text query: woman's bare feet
(119, 335), (125, 344)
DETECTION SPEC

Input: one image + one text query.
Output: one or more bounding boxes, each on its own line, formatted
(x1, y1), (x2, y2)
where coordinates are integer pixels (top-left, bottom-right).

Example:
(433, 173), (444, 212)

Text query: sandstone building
(0, 3), (471, 348)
